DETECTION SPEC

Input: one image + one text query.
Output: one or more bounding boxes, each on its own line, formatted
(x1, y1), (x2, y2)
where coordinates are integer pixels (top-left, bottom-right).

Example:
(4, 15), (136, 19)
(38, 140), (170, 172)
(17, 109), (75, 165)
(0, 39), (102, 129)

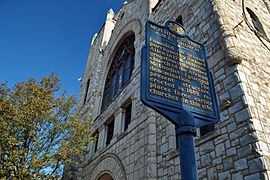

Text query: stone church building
(72, 0), (270, 179)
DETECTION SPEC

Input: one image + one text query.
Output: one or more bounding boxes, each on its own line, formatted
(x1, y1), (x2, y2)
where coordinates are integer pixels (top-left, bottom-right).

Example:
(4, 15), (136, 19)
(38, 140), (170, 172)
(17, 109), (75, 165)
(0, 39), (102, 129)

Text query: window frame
(93, 131), (99, 153)
(124, 102), (132, 131)
(106, 118), (115, 146)
(101, 33), (135, 111)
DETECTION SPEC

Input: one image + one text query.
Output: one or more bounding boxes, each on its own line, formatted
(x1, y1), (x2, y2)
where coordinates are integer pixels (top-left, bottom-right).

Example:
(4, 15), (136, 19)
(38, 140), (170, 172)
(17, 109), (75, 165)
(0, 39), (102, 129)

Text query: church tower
(74, 0), (270, 179)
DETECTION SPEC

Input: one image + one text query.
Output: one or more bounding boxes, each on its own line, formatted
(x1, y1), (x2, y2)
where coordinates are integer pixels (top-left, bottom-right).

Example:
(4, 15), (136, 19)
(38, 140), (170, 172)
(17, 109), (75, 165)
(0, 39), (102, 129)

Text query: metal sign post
(175, 110), (197, 180)
(141, 20), (220, 179)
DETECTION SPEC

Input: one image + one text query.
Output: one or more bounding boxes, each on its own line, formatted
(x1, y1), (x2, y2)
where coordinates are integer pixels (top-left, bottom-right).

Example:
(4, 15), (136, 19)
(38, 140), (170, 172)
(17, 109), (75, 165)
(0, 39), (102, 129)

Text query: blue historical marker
(141, 20), (219, 127)
(141, 20), (220, 180)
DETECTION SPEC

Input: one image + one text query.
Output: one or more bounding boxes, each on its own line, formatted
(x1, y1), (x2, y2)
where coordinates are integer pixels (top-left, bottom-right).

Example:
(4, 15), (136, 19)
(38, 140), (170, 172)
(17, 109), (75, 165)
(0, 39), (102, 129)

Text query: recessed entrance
(98, 173), (114, 180)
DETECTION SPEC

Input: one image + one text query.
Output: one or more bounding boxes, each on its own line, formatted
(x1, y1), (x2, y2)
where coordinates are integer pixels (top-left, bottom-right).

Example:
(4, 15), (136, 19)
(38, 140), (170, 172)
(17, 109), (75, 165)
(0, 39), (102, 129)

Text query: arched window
(246, 8), (267, 37)
(101, 33), (135, 110)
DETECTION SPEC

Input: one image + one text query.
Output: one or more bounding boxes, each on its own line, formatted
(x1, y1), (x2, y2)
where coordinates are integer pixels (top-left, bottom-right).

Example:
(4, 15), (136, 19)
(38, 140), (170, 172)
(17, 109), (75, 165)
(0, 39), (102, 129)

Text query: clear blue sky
(0, 0), (124, 98)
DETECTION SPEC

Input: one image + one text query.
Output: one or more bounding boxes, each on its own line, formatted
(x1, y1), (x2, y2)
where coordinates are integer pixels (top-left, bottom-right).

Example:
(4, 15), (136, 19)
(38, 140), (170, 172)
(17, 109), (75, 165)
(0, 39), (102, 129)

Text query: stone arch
(105, 19), (142, 65)
(96, 171), (114, 180)
(97, 19), (142, 112)
(88, 153), (127, 180)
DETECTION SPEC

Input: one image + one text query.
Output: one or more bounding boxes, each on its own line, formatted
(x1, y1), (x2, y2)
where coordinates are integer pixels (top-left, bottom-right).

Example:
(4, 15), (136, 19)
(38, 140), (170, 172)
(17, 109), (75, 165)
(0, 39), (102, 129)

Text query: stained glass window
(118, 64), (123, 92)
(111, 72), (116, 98)
(124, 55), (131, 84)
(101, 33), (135, 110)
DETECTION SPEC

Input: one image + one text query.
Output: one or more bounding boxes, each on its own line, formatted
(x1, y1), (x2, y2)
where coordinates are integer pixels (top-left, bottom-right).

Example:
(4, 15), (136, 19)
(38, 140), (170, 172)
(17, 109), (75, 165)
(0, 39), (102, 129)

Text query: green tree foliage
(0, 73), (94, 179)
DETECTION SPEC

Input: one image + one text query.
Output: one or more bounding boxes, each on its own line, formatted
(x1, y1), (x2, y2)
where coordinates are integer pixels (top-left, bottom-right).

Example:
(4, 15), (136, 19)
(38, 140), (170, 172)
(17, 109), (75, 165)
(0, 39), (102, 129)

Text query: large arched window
(101, 33), (135, 110)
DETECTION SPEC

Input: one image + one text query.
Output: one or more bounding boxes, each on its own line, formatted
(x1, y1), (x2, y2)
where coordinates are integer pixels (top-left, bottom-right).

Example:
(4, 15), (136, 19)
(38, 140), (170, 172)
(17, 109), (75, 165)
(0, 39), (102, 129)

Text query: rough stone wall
(152, 1), (224, 179)
(214, 0), (270, 179)
(75, 0), (270, 179)
(152, 0), (270, 179)
(78, 20), (107, 118)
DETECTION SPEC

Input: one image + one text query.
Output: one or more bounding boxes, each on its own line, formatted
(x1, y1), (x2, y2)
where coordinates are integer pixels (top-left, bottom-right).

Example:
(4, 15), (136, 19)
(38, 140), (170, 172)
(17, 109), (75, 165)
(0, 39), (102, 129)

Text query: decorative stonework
(87, 153), (127, 180)
(70, 0), (270, 179)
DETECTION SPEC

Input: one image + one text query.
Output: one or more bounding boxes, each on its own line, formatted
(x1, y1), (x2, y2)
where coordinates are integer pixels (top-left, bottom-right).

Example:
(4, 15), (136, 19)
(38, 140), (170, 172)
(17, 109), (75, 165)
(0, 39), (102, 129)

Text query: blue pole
(176, 129), (198, 180)
(175, 111), (198, 180)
